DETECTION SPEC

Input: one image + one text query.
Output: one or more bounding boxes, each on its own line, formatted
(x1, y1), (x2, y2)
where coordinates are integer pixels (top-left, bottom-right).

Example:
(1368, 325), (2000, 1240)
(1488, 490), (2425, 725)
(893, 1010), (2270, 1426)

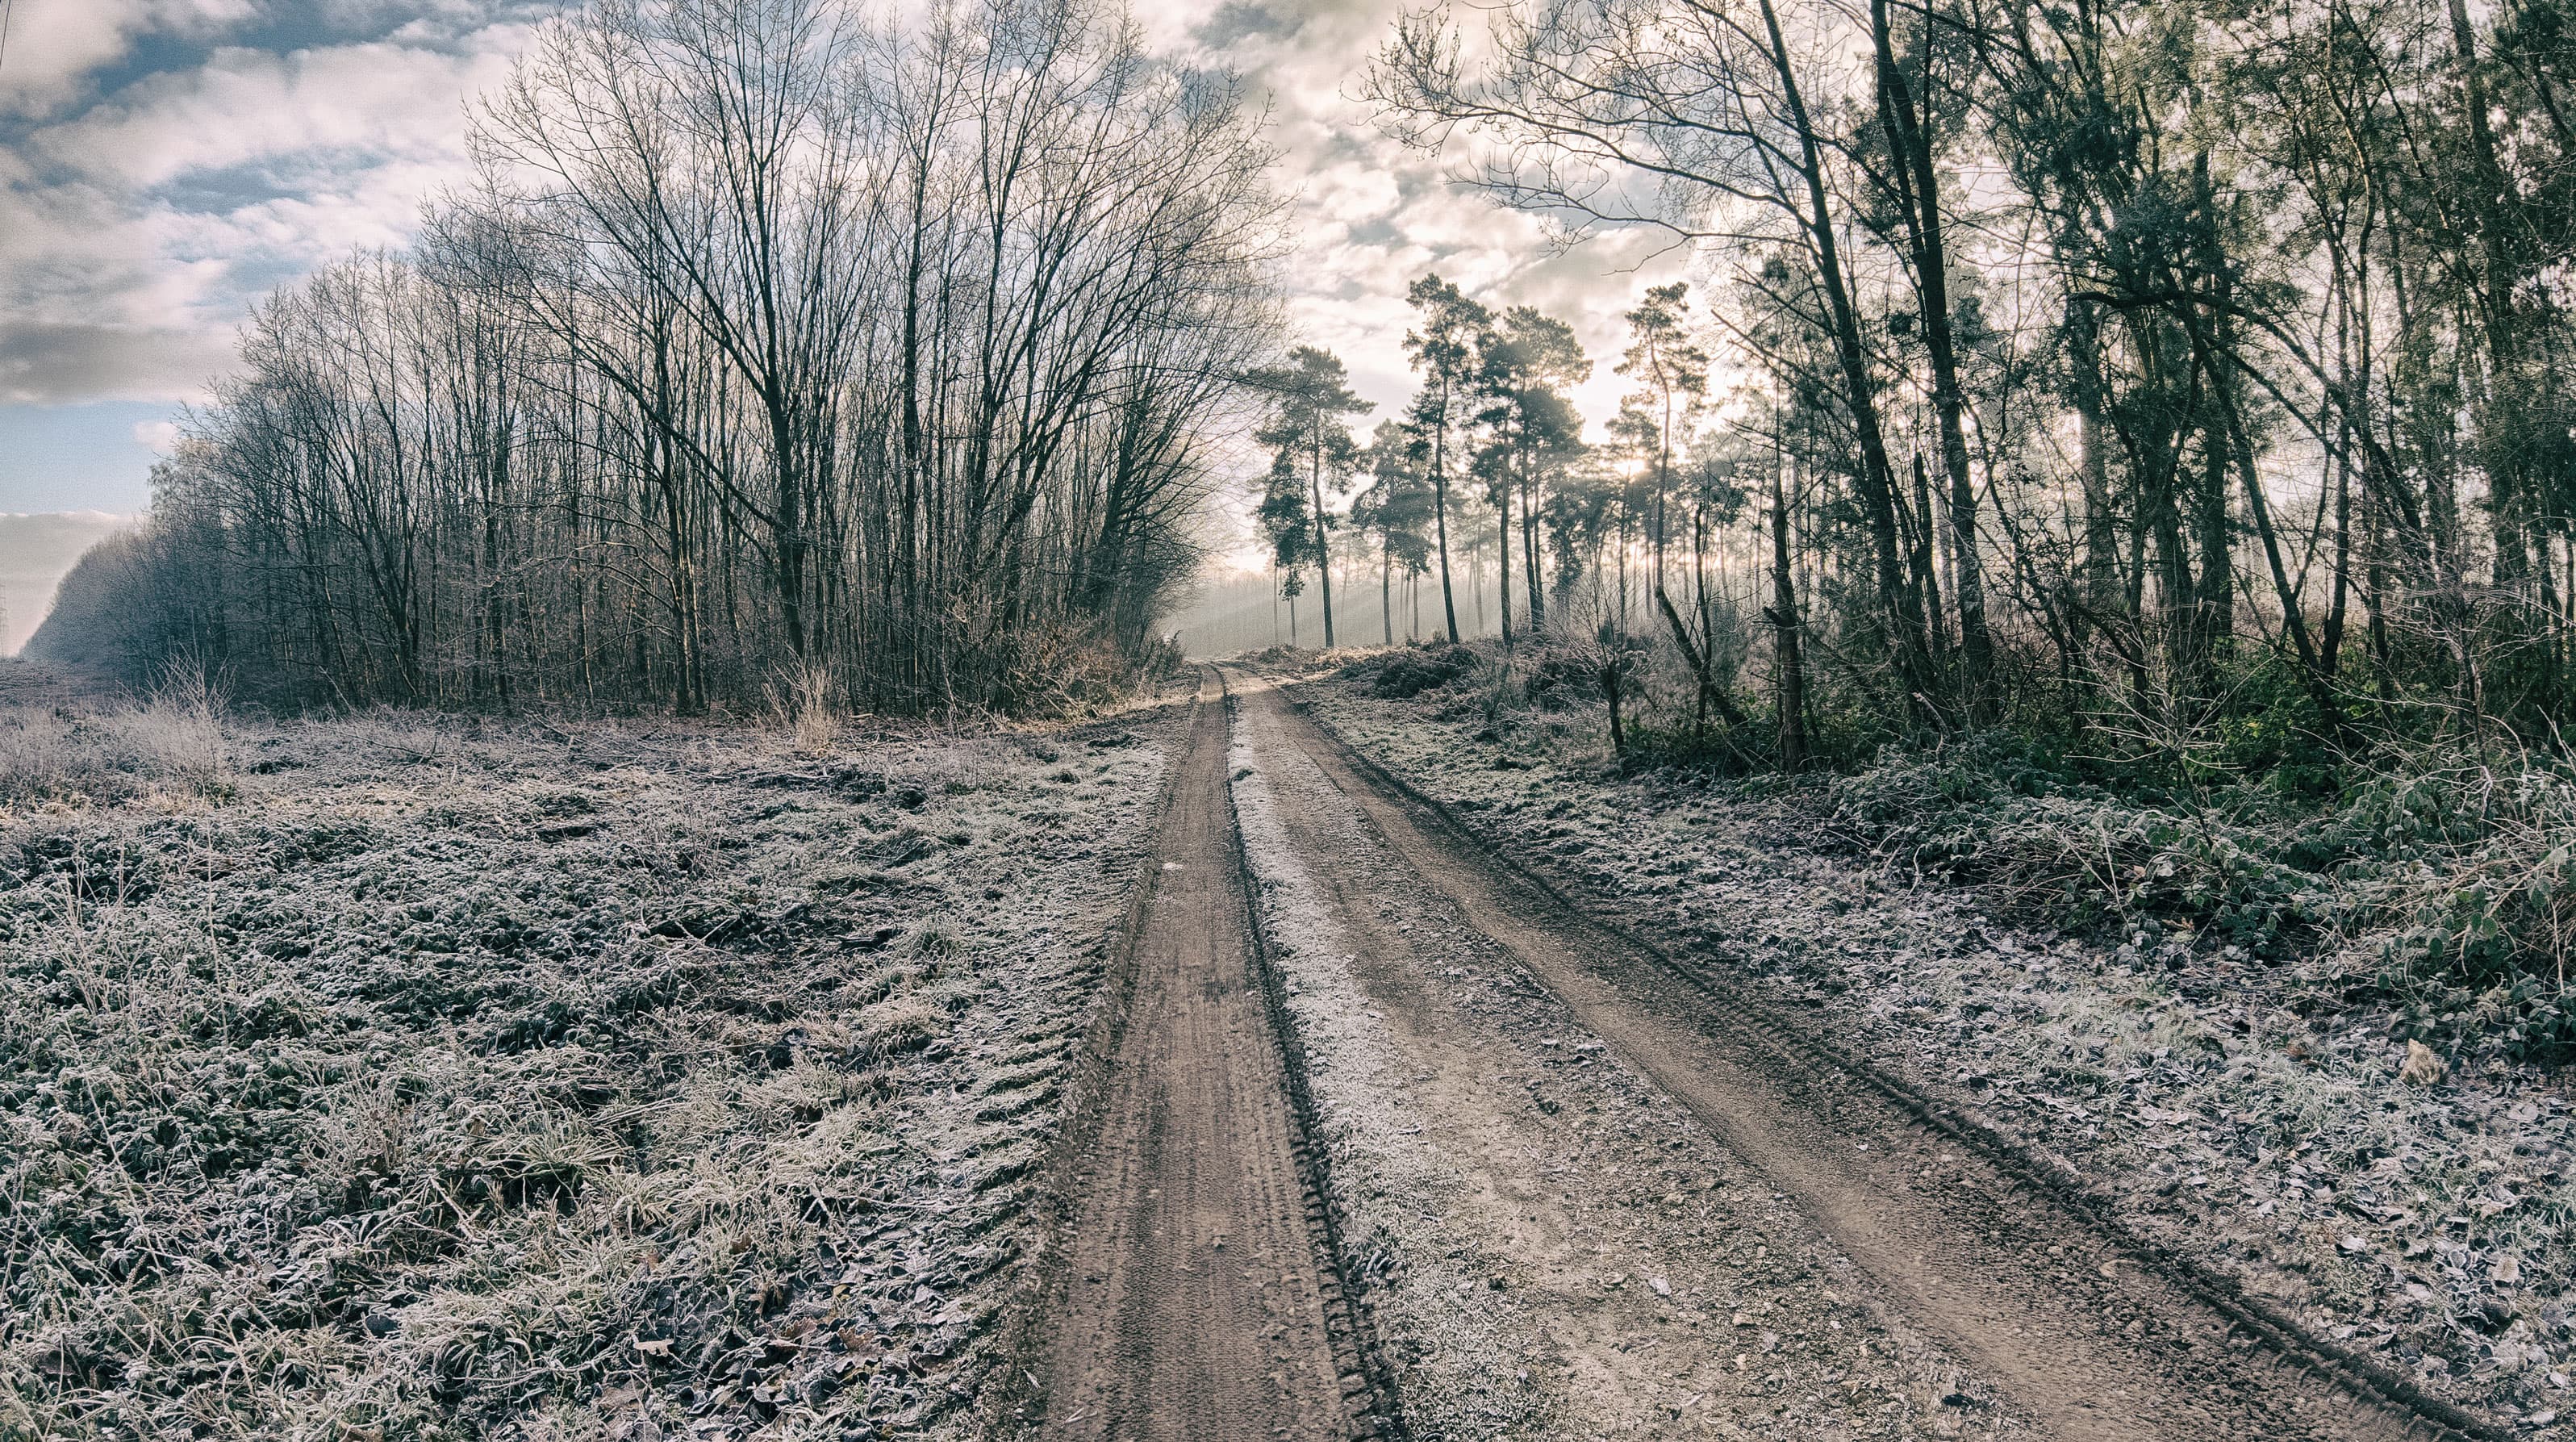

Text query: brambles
(1827, 740), (2576, 1056)
(1361, 644), (1479, 700)
(1387, 635), (2576, 1048)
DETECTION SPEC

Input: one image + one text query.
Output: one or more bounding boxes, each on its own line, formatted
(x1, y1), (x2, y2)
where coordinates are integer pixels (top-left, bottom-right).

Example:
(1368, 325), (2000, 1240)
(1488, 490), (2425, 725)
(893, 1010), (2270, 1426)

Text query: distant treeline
(1167, 560), (1512, 660)
(49, 0), (1276, 715)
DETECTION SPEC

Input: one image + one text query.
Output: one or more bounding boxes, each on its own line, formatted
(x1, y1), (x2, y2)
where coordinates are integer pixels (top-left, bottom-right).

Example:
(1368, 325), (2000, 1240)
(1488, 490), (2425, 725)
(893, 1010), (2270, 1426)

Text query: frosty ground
(0, 665), (1171, 1440)
(6, 644), (2562, 1440)
(1287, 650), (2576, 1436)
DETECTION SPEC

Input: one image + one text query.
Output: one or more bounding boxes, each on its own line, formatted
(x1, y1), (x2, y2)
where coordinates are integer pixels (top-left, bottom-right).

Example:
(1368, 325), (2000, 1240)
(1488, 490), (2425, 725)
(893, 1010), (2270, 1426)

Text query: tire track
(1229, 671), (2033, 1438)
(1238, 668), (2495, 1442)
(1035, 669), (1394, 1440)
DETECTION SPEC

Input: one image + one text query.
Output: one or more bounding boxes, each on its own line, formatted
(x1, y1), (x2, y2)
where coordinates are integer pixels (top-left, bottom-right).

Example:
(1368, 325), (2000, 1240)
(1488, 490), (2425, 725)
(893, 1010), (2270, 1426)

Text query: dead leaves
(2401, 1039), (2449, 1086)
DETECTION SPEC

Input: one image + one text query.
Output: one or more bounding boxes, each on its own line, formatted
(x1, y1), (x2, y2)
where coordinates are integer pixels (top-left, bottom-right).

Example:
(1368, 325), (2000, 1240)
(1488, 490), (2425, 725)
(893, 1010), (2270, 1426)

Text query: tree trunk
(2227, 399), (2342, 731)
(1432, 420), (1461, 643)
(1756, 0), (1933, 716)
(1522, 466), (1545, 633)
(1768, 456), (1806, 770)
(1602, 658), (1626, 757)
(1655, 582), (1754, 734)
(1309, 432), (1337, 648)
(1872, 0), (1991, 708)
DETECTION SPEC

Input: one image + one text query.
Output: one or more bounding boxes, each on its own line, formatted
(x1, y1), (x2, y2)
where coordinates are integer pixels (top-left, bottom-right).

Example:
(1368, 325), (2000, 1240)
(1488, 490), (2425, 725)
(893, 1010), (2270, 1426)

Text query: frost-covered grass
(1296, 656), (2576, 1435)
(0, 675), (1169, 1440)
(1357, 637), (2576, 1059)
(0, 671), (234, 809)
(1827, 737), (2576, 1056)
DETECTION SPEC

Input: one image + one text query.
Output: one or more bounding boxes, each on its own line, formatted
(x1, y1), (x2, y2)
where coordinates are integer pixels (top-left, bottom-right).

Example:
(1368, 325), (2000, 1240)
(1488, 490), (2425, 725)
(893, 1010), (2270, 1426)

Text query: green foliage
(1826, 736), (2333, 954)
(1353, 420), (1437, 586)
(1827, 733), (2576, 1057)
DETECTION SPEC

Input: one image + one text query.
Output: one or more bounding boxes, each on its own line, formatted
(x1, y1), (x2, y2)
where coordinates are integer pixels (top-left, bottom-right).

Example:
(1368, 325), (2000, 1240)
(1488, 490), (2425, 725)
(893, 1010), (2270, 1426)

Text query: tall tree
(1256, 447), (1321, 645)
(1355, 420), (1437, 644)
(1376, 0), (1939, 712)
(1476, 306), (1589, 641)
(1863, 0), (1994, 707)
(1403, 274), (1493, 644)
(1246, 346), (1373, 649)
(106, 0), (1286, 717)
(1617, 283), (1710, 600)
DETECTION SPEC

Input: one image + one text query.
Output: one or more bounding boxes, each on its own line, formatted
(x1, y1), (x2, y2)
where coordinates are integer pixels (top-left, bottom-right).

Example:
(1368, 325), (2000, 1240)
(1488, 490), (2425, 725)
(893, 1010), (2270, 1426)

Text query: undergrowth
(0, 662), (235, 809)
(1338, 637), (2576, 1063)
(1829, 738), (2576, 1058)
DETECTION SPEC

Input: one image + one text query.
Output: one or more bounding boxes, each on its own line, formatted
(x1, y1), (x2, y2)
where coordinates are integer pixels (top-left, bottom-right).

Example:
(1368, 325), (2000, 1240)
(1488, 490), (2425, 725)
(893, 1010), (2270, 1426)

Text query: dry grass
(0, 658), (234, 811)
(0, 676), (1170, 1440)
(766, 658), (844, 754)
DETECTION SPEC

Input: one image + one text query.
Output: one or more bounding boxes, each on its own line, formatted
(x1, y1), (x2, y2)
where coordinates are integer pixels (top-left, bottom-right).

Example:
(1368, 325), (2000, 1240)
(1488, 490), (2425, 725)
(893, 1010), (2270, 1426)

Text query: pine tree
(1402, 274), (1494, 644)
(1246, 347), (1373, 649)
(1476, 307), (1590, 642)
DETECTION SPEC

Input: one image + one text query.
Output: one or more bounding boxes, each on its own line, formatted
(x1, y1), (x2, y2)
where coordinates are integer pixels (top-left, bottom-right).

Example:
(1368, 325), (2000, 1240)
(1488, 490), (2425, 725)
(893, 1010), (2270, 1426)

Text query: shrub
(1518, 651), (1598, 707)
(1825, 734), (2576, 1057)
(1832, 748), (2326, 950)
(1370, 643), (1477, 699)
(0, 663), (235, 809)
(766, 657), (841, 753)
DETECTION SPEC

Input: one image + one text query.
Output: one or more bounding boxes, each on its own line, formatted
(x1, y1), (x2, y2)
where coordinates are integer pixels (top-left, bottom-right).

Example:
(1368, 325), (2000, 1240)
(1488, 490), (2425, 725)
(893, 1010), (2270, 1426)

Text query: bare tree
(111, 0), (1283, 716)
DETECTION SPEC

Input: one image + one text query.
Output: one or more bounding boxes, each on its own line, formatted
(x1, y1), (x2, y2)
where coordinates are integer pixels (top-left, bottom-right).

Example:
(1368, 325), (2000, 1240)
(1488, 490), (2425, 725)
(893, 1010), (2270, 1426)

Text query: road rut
(1039, 673), (1367, 1440)
(1224, 667), (2459, 1442)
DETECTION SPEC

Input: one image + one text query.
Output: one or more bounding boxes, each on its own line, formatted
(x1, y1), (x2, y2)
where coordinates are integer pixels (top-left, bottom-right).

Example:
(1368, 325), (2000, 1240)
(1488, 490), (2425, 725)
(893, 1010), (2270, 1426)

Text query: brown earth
(1038, 672), (1372, 1440)
(1228, 668), (2027, 1440)
(1037, 667), (2492, 1441)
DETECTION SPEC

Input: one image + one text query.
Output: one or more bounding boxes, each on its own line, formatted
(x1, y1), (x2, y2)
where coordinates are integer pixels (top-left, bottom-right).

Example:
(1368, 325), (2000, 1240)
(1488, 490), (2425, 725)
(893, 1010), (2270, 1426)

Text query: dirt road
(1042, 667), (2486, 1440)
(1216, 675), (2483, 1442)
(1040, 673), (1377, 1440)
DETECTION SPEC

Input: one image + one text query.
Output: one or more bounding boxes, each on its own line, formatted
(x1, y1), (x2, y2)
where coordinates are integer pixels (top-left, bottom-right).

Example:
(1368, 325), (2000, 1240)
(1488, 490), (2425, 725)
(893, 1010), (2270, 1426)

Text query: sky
(0, 0), (1679, 519)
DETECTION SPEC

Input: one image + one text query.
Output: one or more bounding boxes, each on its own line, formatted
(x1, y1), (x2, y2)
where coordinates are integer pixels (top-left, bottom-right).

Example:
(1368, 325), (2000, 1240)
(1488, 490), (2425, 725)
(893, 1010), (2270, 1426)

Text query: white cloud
(35, 36), (520, 189)
(0, 16), (530, 403)
(0, 0), (1682, 435)
(132, 418), (181, 450)
(0, 0), (257, 119)
(1182, 0), (1689, 433)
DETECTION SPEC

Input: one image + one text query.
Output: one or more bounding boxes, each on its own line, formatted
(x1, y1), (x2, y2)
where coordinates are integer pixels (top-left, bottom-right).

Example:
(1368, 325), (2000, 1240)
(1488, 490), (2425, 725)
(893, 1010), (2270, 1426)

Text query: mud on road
(1037, 673), (1388, 1441)
(1227, 671), (2022, 1441)
(1036, 667), (2499, 1440)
